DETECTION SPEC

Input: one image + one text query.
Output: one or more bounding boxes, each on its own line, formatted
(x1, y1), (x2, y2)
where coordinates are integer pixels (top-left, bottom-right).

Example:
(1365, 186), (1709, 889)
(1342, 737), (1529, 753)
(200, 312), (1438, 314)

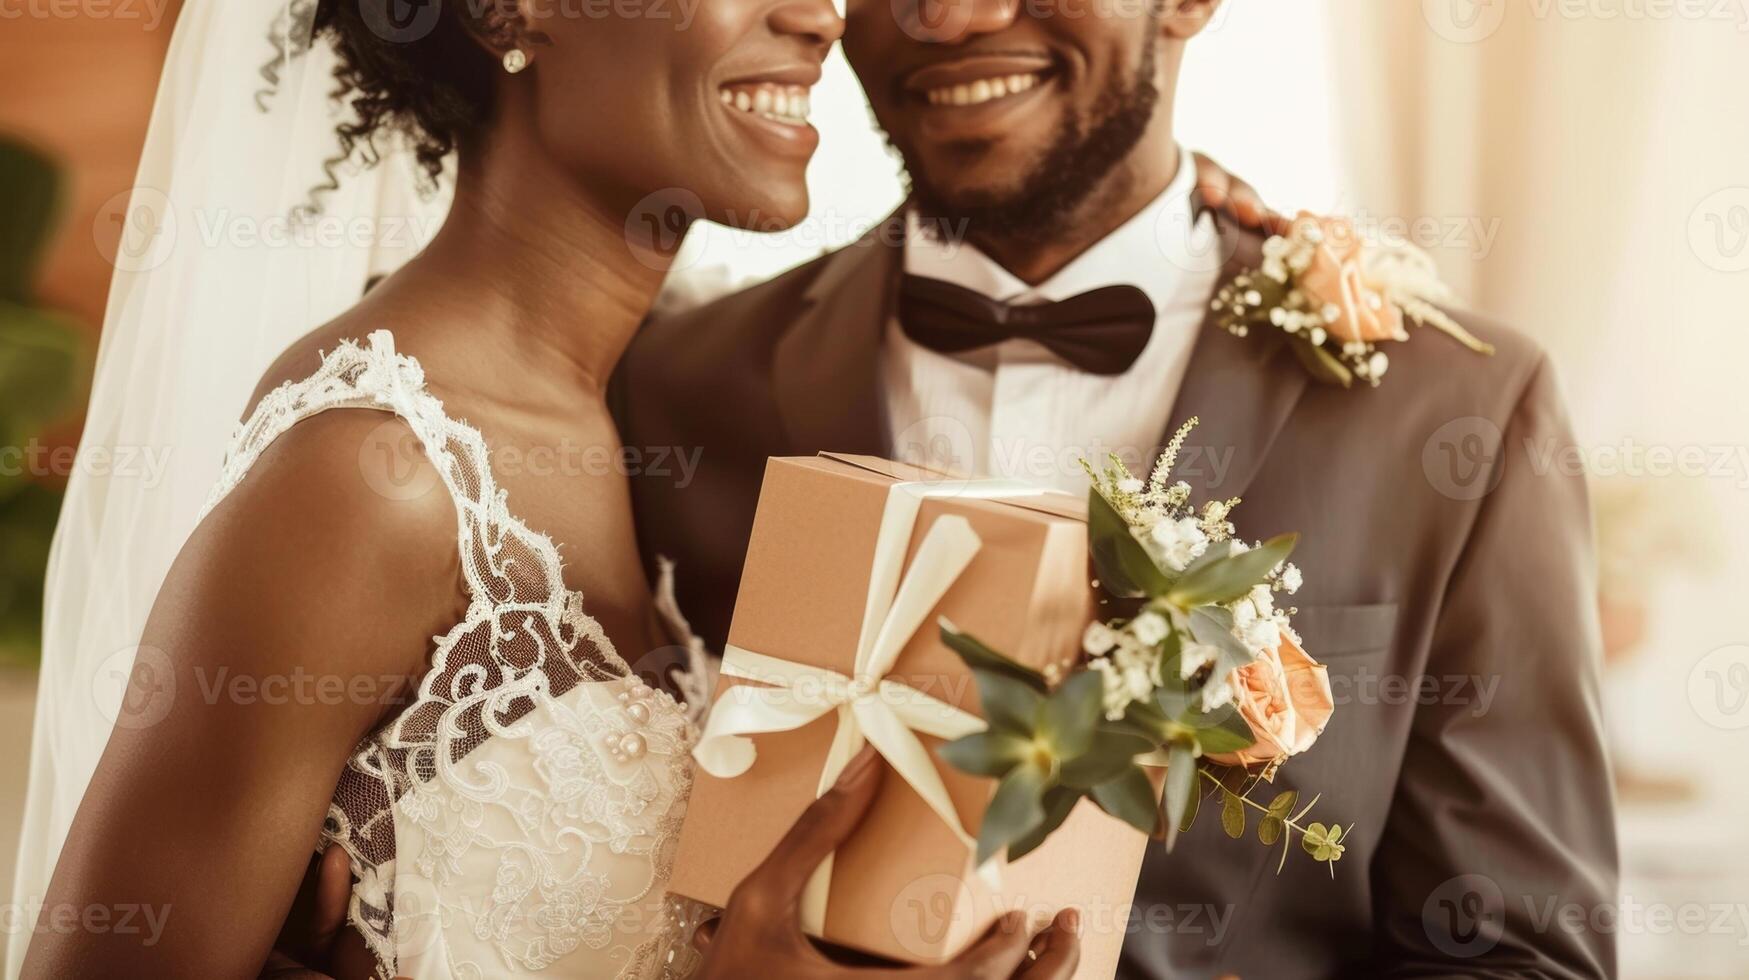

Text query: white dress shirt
(881, 146), (1223, 494)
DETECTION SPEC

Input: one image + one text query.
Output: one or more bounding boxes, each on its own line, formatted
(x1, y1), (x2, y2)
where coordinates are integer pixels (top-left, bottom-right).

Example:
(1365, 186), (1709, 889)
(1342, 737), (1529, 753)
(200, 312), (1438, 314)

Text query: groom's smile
(902, 52), (1059, 138)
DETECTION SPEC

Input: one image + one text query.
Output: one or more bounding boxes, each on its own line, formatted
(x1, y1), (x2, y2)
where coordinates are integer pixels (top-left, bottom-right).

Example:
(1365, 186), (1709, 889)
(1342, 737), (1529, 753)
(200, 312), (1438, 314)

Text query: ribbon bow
(693, 477), (1043, 932)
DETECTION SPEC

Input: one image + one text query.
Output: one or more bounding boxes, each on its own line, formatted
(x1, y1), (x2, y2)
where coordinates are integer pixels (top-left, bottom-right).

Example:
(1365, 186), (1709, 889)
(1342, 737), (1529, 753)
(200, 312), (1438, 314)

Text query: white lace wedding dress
(200, 331), (710, 980)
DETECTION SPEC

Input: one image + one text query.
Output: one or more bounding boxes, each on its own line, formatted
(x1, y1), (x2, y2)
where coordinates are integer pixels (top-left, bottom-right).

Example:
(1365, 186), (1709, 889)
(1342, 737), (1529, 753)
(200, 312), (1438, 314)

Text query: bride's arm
(22, 411), (461, 979)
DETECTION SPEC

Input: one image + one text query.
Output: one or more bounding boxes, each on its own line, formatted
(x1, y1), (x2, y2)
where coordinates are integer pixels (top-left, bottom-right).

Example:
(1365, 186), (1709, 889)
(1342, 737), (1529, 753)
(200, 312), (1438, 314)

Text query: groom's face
(843, 0), (1167, 231)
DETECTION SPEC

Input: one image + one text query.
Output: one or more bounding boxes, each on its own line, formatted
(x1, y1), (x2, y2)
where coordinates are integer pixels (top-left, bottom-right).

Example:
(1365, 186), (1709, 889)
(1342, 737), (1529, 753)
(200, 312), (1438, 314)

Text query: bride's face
(527, 0), (843, 231)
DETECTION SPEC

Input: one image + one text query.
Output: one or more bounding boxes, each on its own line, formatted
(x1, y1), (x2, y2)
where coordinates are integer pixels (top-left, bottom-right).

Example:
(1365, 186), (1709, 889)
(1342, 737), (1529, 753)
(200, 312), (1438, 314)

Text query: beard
(902, 37), (1161, 246)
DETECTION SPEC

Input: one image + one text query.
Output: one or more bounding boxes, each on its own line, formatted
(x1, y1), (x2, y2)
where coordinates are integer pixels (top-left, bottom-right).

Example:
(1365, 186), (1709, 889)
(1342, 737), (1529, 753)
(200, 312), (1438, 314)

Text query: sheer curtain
(1322, 5), (1749, 976)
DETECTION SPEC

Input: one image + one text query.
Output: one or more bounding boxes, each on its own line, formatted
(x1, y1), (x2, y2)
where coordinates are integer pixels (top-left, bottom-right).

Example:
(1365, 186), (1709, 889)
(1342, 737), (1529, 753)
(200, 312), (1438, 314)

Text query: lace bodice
(201, 331), (706, 979)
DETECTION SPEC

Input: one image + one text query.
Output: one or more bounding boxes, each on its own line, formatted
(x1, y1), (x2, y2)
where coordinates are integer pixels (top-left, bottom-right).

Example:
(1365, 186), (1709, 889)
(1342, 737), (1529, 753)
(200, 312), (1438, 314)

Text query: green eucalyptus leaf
(1059, 729), (1155, 789)
(1161, 742), (1197, 851)
(1089, 764), (1158, 835)
(1267, 790), (1299, 820)
(1037, 671), (1102, 758)
(1150, 625), (1184, 688)
(938, 730), (1032, 779)
(1187, 607), (1256, 680)
(1109, 700), (1169, 742)
(1007, 786), (1082, 862)
(978, 761), (1050, 866)
(1087, 485), (1172, 599)
(1258, 814), (1284, 846)
(1286, 332), (1356, 388)
(972, 670), (1045, 736)
(1185, 705), (1256, 755)
(1154, 669), (1194, 720)
(1178, 774), (1200, 832)
(1220, 792), (1246, 839)
(1167, 533), (1299, 608)
(1178, 539), (1237, 581)
(939, 621), (1048, 693)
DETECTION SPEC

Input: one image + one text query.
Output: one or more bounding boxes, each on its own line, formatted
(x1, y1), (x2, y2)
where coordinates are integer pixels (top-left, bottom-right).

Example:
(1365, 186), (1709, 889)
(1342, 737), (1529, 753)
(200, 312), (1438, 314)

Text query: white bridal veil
(9, 0), (448, 962)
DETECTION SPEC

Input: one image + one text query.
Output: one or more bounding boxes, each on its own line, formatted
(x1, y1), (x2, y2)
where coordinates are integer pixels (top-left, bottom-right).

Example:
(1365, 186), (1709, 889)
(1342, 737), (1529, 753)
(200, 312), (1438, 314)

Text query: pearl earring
(502, 49), (529, 74)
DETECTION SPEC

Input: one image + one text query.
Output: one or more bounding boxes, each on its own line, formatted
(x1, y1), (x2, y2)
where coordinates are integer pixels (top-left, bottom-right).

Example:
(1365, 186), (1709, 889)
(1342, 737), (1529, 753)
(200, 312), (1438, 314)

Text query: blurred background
(1, 1), (1745, 975)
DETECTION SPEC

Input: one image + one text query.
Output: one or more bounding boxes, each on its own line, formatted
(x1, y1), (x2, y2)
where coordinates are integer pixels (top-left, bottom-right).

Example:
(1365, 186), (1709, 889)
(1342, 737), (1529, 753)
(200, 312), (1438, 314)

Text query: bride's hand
(693, 747), (1081, 980)
(1191, 152), (1292, 237)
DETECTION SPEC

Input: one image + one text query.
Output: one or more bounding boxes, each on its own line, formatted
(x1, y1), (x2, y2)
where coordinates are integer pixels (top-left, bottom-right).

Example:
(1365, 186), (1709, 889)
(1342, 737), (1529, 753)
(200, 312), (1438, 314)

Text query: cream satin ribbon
(693, 477), (1044, 933)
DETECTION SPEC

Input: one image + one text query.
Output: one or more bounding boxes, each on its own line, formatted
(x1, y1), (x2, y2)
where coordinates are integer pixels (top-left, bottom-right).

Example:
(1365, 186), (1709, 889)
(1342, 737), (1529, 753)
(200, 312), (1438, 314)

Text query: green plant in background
(0, 137), (87, 667)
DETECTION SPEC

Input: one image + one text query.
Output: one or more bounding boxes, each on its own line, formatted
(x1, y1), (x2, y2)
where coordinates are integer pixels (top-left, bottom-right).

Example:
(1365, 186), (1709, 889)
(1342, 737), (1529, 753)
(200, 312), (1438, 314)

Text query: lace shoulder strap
(202, 330), (626, 680)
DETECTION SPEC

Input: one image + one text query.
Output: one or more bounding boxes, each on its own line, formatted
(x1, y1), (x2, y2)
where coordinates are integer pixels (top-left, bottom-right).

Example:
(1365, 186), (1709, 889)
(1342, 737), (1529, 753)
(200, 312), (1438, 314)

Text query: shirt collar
(903, 145), (1210, 315)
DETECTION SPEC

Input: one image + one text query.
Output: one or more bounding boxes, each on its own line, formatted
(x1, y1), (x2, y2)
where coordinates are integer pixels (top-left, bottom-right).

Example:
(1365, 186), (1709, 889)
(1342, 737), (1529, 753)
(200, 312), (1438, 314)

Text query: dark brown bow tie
(898, 275), (1157, 376)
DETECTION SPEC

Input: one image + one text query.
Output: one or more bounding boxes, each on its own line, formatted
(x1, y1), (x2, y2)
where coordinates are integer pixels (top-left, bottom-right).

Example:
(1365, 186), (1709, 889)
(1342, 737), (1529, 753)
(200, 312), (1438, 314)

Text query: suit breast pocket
(1292, 602), (1399, 659)
(1289, 603), (1402, 783)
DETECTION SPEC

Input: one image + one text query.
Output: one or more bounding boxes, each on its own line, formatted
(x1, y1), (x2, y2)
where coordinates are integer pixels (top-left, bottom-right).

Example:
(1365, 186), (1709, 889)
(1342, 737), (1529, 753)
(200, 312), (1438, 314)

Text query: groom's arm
(1368, 353), (1619, 979)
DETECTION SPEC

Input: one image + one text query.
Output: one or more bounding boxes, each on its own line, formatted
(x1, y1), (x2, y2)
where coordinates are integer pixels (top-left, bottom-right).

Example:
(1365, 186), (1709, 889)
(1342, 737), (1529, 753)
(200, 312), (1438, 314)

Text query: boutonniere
(1212, 211), (1494, 387)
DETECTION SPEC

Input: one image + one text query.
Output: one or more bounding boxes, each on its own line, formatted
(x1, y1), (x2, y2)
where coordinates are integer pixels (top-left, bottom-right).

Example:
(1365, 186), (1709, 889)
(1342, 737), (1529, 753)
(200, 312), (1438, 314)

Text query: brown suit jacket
(612, 213), (1619, 979)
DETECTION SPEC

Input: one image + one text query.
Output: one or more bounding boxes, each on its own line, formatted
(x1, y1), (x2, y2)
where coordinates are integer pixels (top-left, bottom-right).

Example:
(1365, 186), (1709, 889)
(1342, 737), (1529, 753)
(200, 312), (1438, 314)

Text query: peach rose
(1207, 633), (1334, 767)
(1294, 211), (1407, 345)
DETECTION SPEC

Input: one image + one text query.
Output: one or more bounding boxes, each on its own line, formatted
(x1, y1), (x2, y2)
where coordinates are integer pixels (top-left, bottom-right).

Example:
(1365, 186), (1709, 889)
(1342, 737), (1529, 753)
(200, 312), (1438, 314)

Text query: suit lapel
(1164, 216), (1310, 501)
(771, 210), (905, 457)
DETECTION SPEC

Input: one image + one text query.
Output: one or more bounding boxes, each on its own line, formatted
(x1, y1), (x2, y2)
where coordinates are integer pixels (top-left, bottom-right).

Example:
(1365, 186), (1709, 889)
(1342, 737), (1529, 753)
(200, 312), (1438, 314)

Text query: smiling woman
(12, 0), (998, 976)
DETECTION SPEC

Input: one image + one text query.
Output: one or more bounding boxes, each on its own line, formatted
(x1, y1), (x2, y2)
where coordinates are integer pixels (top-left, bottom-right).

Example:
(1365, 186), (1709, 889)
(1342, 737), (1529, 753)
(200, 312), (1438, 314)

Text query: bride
(17, 1), (1084, 977)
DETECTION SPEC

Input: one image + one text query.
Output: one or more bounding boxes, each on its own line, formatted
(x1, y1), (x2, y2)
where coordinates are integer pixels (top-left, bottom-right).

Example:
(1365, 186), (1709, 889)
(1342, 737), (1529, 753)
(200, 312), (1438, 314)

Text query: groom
(615, 0), (1618, 977)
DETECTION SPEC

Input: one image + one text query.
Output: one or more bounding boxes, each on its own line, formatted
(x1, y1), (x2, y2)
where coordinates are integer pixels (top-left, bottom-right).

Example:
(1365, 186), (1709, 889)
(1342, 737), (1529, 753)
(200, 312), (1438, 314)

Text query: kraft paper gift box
(668, 454), (1156, 977)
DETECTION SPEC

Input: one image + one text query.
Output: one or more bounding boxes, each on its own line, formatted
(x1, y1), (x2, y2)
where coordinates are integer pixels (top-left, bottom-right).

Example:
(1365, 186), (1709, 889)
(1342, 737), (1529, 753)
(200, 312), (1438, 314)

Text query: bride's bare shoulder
(172, 404), (462, 681)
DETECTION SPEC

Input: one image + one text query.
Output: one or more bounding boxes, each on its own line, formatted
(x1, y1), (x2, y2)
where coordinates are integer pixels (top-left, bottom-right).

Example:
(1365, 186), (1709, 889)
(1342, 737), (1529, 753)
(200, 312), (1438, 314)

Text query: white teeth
(719, 82), (813, 125)
(924, 71), (1043, 108)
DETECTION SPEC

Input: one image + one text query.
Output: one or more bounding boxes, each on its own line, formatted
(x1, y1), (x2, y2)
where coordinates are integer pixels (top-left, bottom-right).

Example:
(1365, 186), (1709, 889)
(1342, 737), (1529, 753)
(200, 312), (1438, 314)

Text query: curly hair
(261, 0), (533, 201)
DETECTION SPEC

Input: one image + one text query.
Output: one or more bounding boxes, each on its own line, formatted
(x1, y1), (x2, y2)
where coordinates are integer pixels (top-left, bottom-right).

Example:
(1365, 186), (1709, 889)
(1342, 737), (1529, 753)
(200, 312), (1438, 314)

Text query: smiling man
(616, 0), (1620, 977)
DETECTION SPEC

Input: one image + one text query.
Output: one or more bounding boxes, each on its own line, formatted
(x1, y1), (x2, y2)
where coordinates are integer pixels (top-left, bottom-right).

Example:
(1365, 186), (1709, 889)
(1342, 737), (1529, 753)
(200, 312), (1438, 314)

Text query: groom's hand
(694, 746), (1082, 980)
(1191, 152), (1292, 237)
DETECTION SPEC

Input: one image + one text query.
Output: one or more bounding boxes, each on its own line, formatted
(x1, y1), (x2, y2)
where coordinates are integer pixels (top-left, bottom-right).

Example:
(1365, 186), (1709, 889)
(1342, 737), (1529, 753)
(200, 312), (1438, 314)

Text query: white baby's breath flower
(1241, 617), (1281, 656)
(1148, 517), (1209, 572)
(1082, 621), (1120, 657)
(1278, 563), (1303, 594)
(1087, 659), (1130, 721)
(1199, 672), (1235, 712)
(1130, 611), (1170, 647)
(1247, 584), (1275, 619)
(1180, 642), (1219, 680)
(1117, 477), (1144, 494)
